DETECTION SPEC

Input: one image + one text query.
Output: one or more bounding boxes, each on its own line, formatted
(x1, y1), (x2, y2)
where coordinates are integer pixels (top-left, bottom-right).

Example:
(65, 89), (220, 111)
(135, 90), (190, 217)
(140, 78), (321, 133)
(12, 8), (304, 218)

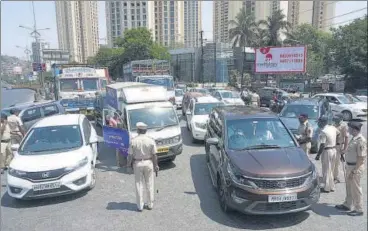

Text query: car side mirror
(11, 144), (20, 152)
(206, 137), (219, 146)
(186, 110), (191, 115)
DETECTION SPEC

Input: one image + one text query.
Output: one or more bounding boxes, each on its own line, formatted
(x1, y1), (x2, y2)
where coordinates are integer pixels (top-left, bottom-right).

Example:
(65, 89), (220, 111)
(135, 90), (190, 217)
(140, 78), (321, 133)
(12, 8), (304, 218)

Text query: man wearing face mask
(296, 114), (313, 155)
(335, 121), (366, 216)
(332, 114), (349, 183)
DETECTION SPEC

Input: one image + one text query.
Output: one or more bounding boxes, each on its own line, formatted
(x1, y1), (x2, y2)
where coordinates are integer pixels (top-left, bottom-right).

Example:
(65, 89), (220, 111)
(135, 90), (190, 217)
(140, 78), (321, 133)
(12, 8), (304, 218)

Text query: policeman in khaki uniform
(315, 116), (340, 193)
(127, 122), (159, 212)
(1, 113), (12, 173)
(332, 114), (349, 183)
(296, 114), (313, 155)
(335, 122), (366, 216)
(250, 89), (260, 107)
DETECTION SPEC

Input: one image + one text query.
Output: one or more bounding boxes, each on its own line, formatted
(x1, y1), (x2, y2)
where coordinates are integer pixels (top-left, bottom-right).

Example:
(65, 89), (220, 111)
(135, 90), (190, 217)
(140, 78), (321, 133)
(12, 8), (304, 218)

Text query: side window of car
(82, 118), (91, 143)
(21, 108), (42, 122)
(42, 104), (59, 117)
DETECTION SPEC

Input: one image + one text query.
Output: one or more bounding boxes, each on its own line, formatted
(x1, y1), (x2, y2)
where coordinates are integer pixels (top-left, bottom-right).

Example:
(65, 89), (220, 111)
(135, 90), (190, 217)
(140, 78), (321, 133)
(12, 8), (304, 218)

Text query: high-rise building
(55, 1), (99, 63)
(183, 1), (202, 47)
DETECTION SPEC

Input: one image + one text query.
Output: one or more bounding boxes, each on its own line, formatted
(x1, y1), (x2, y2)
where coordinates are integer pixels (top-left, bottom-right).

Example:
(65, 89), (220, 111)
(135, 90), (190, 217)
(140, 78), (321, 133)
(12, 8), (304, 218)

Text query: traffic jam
(1, 58), (367, 219)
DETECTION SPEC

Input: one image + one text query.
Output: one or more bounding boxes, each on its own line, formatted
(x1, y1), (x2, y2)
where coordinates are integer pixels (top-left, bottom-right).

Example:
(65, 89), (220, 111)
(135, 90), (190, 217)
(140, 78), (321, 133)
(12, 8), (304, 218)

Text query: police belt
(336, 143), (341, 145)
(1, 139), (10, 142)
(134, 158), (152, 161)
(346, 162), (356, 166)
(324, 146), (336, 150)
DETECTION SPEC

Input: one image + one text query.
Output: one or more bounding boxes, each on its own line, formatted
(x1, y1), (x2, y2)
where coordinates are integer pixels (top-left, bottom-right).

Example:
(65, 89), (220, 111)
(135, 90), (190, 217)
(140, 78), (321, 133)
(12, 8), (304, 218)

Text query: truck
(102, 82), (183, 162)
(56, 66), (109, 117)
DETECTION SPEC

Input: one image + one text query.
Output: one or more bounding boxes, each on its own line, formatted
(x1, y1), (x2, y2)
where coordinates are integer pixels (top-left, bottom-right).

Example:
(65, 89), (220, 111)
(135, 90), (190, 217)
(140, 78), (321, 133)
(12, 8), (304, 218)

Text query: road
(1, 116), (367, 231)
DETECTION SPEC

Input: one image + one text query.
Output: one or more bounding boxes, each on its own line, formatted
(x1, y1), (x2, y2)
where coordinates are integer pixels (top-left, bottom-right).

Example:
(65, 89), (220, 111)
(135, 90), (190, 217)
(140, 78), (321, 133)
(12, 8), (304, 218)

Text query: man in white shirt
(1, 113), (12, 173)
(7, 108), (25, 145)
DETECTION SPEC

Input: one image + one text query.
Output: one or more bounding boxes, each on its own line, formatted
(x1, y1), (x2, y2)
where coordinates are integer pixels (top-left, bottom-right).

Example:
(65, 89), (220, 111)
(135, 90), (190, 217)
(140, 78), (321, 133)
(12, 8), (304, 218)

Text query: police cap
(299, 113), (308, 119)
(136, 122), (148, 130)
(348, 121), (363, 131)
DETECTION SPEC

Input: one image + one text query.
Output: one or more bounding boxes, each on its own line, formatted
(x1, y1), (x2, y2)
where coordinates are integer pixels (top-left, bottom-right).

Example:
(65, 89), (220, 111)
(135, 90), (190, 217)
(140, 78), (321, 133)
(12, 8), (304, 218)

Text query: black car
(279, 98), (333, 153)
(204, 106), (319, 215)
(258, 87), (288, 107)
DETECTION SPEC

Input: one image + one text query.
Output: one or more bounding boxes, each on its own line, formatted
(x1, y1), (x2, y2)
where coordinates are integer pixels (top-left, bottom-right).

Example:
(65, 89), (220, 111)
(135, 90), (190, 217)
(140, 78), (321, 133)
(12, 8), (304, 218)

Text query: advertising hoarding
(255, 46), (307, 74)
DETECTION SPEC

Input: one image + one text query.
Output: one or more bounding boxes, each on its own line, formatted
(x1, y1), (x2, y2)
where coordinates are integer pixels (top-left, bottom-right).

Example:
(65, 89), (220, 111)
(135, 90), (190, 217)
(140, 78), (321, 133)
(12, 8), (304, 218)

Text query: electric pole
(199, 30), (204, 86)
(214, 42), (217, 87)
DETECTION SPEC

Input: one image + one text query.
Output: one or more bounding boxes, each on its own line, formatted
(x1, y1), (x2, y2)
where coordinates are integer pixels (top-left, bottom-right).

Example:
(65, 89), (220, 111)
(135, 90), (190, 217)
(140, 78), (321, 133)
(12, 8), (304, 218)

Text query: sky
(1, 1), (367, 59)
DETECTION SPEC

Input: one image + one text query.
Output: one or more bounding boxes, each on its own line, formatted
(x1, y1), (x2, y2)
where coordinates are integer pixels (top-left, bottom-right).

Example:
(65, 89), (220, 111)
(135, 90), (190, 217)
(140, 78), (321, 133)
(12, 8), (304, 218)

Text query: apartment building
(55, 1), (99, 63)
(183, 1), (202, 47)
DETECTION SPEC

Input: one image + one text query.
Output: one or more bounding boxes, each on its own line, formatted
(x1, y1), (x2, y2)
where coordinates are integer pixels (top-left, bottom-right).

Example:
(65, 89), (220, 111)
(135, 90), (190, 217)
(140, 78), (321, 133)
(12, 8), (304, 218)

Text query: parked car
(185, 95), (223, 142)
(174, 89), (185, 109)
(212, 90), (245, 106)
(181, 92), (205, 116)
(7, 114), (100, 200)
(1, 100), (65, 132)
(311, 93), (367, 121)
(279, 98), (332, 153)
(205, 106), (320, 214)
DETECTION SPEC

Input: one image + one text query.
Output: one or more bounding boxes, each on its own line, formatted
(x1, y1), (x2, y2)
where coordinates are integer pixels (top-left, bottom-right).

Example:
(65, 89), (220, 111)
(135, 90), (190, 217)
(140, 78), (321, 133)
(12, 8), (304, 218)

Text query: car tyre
(88, 167), (96, 190)
(217, 176), (232, 213)
(342, 110), (352, 121)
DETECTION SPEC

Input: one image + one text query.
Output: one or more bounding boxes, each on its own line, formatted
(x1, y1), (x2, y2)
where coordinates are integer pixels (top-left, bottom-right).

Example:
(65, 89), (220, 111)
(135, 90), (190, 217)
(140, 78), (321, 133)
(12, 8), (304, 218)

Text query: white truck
(103, 82), (182, 162)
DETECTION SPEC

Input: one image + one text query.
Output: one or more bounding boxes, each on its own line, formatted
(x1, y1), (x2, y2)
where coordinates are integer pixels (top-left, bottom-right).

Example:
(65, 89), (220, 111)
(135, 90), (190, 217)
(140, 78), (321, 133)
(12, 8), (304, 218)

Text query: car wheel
(217, 176), (231, 213)
(342, 110), (352, 121)
(88, 167), (96, 190)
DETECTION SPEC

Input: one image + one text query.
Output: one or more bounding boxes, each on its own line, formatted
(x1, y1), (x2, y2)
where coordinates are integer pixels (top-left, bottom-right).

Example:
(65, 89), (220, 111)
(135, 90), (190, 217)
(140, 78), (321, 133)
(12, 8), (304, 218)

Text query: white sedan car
(7, 114), (100, 200)
(212, 90), (245, 106)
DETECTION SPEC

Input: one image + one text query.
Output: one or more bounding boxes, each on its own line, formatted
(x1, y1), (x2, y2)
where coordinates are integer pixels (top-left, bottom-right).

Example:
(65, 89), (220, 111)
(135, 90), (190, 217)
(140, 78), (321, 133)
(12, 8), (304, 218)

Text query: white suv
(185, 96), (224, 142)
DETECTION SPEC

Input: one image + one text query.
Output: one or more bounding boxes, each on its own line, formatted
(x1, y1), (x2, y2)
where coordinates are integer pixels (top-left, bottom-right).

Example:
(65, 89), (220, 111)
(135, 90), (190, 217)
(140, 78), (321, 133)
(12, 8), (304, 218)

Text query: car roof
(194, 96), (220, 103)
(215, 106), (275, 120)
(185, 92), (204, 97)
(288, 98), (322, 106)
(3, 100), (59, 111)
(314, 93), (341, 97)
(33, 114), (83, 128)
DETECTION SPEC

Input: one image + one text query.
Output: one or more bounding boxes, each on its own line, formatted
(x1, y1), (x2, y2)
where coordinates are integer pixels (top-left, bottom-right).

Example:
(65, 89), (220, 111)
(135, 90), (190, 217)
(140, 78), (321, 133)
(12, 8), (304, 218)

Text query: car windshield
(221, 91), (240, 99)
(60, 79), (78, 91)
(175, 89), (184, 96)
(345, 94), (361, 103)
(82, 79), (98, 91)
(227, 118), (296, 150)
(20, 125), (83, 154)
(194, 103), (223, 115)
(337, 95), (353, 104)
(139, 78), (174, 90)
(128, 107), (179, 131)
(280, 105), (319, 119)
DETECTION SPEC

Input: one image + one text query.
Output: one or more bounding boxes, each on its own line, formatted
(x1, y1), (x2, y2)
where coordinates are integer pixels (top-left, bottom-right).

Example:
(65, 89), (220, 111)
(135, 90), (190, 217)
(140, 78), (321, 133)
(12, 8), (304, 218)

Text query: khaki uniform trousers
(321, 148), (336, 191)
(301, 142), (311, 155)
(116, 149), (127, 167)
(134, 159), (154, 210)
(1, 141), (12, 168)
(333, 144), (343, 180)
(343, 165), (364, 212)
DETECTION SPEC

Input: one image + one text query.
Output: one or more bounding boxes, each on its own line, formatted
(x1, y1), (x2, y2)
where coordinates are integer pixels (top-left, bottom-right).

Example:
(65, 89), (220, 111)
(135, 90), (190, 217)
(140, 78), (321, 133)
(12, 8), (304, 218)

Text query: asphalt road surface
(1, 116), (367, 231)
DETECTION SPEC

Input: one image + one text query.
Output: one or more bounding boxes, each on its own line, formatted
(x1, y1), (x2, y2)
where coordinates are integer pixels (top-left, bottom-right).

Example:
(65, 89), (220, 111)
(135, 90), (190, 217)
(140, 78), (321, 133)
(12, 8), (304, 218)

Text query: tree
(229, 8), (257, 88)
(150, 43), (171, 60)
(259, 9), (291, 46)
(228, 70), (240, 88)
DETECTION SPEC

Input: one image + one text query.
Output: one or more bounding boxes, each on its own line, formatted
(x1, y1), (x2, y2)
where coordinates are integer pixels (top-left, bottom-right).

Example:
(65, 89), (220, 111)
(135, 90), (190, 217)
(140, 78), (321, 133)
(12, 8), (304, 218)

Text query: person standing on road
(0, 113), (12, 174)
(250, 89), (260, 107)
(315, 116), (340, 193)
(127, 122), (159, 212)
(335, 122), (366, 216)
(7, 108), (25, 145)
(333, 114), (349, 183)
(297, 114), (313, 155)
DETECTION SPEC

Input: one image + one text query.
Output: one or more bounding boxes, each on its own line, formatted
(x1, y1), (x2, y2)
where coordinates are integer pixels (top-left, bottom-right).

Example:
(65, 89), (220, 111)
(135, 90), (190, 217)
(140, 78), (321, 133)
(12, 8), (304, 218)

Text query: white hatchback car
(185, 96), (224, 142)
(7, 114), (100, 200)
(212, 90), (245, 106)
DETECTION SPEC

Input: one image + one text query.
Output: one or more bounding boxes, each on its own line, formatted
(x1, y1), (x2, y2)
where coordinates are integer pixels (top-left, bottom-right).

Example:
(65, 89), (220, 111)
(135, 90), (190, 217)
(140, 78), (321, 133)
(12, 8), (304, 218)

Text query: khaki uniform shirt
(251, 93), (259, 103)
(128, 134), (157, 160)
(345, 134), (367, 164)
(319, 125), (340, 148)
(298, 121), (313, 140)
(0, 122), (11, 141)
(335, 122), (348, 145)
(7, 115), (23, 133)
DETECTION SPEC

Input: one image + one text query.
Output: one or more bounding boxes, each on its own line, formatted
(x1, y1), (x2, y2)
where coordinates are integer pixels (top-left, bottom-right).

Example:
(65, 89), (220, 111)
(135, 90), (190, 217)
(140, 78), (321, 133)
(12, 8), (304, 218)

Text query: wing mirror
(206, 137), (219, 146)
(11, 144), (20, 152)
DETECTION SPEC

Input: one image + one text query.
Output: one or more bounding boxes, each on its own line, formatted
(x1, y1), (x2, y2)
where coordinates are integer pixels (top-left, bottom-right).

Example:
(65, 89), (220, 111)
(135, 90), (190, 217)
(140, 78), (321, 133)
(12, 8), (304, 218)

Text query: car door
(208, 111), (223, 174)
(326, 96), (341, 114)
(82, 117), (97, 165)
(21, 107), (42, 131)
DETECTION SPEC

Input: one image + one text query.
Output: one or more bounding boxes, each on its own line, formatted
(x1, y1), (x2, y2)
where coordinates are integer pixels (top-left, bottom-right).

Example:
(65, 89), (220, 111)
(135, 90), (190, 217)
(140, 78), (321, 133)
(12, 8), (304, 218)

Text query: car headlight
(64, 157), (89, 171)
(8, 168), (27, 177)
(172, 135), (181, 143)
(227, 162), (256, 188)
(194, 122), (206, 129)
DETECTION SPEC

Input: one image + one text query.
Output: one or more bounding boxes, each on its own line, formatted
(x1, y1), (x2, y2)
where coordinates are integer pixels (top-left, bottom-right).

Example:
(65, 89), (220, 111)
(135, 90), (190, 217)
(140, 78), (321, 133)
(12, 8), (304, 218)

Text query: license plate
(157, 147), (169, 153)
(268, 193), (297, 203)
(32, 182), (61, 191)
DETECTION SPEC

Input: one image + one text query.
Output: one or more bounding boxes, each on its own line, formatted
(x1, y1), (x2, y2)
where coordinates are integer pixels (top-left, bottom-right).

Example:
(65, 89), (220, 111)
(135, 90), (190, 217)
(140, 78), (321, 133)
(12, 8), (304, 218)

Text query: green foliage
(228, 70), (240, 87)
(259, 9), (291, 46)
(150, 43), (171, 60)
(229, 8), (257, 48)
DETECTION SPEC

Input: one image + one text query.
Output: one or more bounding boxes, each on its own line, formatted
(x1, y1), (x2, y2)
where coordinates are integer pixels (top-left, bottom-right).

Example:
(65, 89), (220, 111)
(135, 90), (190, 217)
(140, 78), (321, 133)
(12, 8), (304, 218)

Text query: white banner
(255, 46), (307, 73)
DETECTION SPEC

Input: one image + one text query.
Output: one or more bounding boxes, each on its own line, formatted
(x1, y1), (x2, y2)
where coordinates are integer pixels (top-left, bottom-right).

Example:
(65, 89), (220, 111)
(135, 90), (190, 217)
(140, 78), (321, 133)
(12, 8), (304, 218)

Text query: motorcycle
(270, 99), (288, 113)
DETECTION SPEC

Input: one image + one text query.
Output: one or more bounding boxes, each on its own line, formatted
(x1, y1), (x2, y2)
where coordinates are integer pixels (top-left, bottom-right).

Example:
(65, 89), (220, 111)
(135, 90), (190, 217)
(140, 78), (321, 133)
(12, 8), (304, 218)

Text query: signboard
(255, 46), (307, 73)
(32, 63), (46, 72)
(102, 126), (130, 156)
(62, 67), (96, 74)
(42, 49), (70, 62)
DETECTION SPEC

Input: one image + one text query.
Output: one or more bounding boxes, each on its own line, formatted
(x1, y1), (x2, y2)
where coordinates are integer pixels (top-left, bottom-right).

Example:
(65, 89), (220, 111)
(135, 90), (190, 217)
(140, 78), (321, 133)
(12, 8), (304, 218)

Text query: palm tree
(229, 8), (257, 88)
(259, 9), (291, 46)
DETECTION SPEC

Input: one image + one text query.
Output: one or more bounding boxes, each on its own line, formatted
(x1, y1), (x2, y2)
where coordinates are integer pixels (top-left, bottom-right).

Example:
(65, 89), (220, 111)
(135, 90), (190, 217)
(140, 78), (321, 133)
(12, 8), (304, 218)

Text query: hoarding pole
(200, 30), (204, 87)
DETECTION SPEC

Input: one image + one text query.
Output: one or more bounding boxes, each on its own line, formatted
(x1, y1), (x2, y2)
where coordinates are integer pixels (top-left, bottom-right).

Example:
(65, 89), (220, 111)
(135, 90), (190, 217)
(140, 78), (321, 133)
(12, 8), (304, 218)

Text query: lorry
(56, 66), (109, 116)
(102, 82), (182, 162)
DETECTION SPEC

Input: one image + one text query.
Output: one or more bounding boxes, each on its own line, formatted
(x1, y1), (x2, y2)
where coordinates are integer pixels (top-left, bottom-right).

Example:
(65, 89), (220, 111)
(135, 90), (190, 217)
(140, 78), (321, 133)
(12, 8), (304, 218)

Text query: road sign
(32, 63), (46, 72)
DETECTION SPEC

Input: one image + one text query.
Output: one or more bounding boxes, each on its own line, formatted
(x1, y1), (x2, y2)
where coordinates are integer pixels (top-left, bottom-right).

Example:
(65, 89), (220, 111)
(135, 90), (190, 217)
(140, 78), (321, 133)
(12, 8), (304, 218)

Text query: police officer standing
(315, 116), (340, 193)
(250, 89), (260, 107)
(7, 108), (25, 145)
(127, 122), (159, 212)
(0, 113), (12, 174)
(296, 114), (313, 155)
(333, 114), (349, 183)
(335, 122), (366, 216)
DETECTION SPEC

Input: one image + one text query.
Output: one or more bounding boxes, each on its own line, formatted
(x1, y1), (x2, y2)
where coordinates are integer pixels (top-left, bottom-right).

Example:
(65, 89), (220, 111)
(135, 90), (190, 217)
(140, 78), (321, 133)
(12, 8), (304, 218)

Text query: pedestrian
(7, 108), (25, 145)
(250, 89), (260, 107)
(315, 116), (340, 193)
(0, 113), (12, 174)
(127, 122), (159, 212)
(335, 121), (366, 216)
(296, 114), (313, 155)
(333, 114), (349, 183)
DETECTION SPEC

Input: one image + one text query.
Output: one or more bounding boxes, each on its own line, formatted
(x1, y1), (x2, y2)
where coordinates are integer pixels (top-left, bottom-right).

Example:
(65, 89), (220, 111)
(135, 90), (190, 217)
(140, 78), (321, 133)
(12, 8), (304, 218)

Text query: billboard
(255, 46), (307, 73)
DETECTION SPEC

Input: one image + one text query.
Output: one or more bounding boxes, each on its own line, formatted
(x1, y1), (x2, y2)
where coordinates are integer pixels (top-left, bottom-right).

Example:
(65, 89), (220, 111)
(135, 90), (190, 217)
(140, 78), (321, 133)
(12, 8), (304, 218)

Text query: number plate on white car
(32, 182), (61, 191)
(268, 193), (297, 203)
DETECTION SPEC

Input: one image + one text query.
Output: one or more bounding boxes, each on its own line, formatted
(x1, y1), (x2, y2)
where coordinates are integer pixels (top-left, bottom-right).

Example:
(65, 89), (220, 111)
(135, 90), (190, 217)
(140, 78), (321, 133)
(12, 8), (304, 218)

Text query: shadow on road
(311, 203), (349, 217)
(1, 190), (88, 209)
(190, 154), (310, 230)
(106, 201), (137, 211)
(180, 127), (204, 148)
